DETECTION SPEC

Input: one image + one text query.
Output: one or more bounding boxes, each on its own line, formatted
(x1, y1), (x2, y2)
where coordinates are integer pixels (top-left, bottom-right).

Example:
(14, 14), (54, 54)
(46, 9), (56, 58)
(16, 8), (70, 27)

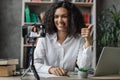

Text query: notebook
(89, 47), (120, 79)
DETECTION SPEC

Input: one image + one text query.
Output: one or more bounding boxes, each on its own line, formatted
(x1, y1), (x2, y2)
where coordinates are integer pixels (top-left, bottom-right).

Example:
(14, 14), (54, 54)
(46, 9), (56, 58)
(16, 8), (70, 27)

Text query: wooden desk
(1, 75), (120, 80)
(0, 75), (89, 80)
(89, 74), (120, 80)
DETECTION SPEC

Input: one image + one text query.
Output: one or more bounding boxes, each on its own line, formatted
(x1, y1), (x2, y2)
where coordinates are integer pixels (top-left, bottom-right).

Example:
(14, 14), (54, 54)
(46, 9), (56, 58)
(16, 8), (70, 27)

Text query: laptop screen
(94, 47), (120, 76)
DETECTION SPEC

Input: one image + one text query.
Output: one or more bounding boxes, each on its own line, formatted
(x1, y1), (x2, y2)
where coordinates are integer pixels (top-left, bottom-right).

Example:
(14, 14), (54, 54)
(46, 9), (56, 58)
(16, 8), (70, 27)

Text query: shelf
(73, 2), (93, 7)
(25, 1), (51, 6)
(23, 22), (41, 26)
(25, 1), (93, 7)
(24, 44), (36, 47)
(23, 22), (93, 26)
(21, 0), (96, 69)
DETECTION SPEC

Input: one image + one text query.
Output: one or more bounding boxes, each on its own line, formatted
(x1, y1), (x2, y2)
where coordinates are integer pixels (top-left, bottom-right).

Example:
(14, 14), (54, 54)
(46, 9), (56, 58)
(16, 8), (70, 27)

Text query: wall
(0, 0), (22, 68)
(97, 0), (120, 13)
(96, 0), (120, 61)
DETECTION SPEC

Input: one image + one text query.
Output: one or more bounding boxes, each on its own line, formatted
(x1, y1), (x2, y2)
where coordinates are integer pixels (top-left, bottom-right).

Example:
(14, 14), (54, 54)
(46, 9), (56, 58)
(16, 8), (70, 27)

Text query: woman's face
(54, 7), (68, 32)
(33, 27), (37, 32)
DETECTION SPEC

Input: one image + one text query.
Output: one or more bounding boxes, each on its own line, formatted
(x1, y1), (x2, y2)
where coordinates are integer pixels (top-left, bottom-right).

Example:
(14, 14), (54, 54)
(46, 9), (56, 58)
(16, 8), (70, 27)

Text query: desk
(89, 74), (120, 80)
(1, 75), (120, 80)
(0, 75), (89, 80)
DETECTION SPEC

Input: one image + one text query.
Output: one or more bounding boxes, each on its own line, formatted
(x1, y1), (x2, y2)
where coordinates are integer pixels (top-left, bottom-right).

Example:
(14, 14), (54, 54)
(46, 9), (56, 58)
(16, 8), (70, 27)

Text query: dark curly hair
(43, 0), (86, 38)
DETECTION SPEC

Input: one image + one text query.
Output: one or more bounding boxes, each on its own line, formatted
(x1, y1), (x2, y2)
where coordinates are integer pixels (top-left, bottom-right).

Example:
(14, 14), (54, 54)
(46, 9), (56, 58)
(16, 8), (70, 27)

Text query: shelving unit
(21, 0), (96, 69)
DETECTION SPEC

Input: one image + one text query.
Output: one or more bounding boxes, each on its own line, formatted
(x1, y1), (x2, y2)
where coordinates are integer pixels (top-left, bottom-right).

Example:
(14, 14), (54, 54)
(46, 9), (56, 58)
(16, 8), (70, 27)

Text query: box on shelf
(0, 65), (16, 77)
(0, 59), (18, 76)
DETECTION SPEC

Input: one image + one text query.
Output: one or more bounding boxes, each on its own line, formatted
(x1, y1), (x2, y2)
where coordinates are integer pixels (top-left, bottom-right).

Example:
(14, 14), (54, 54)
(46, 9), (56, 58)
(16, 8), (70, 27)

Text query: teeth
(58, 25), (63, 27)
(58, 24), (64, 26)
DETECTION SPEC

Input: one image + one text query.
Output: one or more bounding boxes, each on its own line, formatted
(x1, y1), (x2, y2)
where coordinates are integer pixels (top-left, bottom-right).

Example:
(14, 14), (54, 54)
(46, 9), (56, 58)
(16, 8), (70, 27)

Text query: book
(30, 13), (38, 23)
(83, 13), (91, 24)
(25, 6), (31, 22)
(39, 11), (45, 23)
(0, 65), (16, 76)
(0, 59), (18, 65)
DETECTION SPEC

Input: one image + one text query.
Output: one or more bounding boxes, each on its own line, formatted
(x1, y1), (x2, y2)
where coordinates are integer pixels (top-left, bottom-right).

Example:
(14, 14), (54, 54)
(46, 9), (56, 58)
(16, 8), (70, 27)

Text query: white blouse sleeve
(34, 38), (51, 73)
(76, 38), (93, 69)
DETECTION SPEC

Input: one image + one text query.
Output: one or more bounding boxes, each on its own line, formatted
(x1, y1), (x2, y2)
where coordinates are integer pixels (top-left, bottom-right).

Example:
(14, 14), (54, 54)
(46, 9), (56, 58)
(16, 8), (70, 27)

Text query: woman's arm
(77, 45), (93, 69)
(34, 38), (51, 73)
(77, 25), (93, 68)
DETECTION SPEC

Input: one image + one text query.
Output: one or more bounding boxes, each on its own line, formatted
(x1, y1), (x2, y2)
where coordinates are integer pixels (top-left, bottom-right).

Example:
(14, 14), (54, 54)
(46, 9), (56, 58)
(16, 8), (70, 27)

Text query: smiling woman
(34, 0), (93, 76)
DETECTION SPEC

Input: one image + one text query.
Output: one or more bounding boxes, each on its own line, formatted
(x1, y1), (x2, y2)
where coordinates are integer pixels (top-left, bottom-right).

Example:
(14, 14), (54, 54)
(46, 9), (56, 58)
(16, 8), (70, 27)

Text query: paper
(27, 71), (79, 78)
(27, 72), (63, 78)
(38, 72), (61, 78)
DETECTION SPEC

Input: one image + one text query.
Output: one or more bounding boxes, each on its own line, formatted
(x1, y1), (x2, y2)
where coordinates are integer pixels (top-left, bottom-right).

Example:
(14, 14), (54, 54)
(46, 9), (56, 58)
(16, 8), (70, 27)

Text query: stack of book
(0, 59), (18, 76)
(25, 6), (40, 23)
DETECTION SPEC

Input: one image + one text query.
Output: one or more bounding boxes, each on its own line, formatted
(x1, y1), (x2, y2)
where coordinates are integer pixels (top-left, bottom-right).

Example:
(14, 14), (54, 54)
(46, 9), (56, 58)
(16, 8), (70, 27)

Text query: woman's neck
(57, 31), (68, 44)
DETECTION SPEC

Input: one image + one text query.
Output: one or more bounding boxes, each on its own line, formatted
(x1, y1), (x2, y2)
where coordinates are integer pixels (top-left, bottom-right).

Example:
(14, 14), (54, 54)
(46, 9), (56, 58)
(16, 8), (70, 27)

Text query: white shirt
(30, 32), (40, 37)
(34, 33), (93, 73)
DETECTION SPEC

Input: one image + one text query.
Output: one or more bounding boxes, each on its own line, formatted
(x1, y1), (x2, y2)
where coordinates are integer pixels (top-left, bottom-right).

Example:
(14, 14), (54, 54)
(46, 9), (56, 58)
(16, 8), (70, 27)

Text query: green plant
(78, 68), (89, 72)
(97, 5), (120, 59)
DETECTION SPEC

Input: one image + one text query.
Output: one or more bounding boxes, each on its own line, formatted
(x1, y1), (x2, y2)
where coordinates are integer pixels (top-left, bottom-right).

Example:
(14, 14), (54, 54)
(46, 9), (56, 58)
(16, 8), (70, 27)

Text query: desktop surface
(89, 74), (120, 80)
(2, 74), (120, 80)
(0, 75), (89, 80)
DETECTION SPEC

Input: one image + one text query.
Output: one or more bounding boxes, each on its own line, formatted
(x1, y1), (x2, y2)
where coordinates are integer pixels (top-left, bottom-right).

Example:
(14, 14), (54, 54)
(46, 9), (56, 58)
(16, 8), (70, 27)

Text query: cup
(78, 71), (88, 78)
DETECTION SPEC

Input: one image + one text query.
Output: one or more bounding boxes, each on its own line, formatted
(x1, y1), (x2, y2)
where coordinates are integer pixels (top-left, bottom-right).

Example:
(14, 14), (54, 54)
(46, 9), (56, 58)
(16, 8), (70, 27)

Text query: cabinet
(21, 0), (96, 69)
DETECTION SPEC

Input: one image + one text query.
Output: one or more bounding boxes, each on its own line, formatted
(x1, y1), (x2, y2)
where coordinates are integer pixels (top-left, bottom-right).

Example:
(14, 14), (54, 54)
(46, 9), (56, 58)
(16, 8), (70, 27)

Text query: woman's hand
(48, 67), (68, 76)
(81, 25), (93, 48)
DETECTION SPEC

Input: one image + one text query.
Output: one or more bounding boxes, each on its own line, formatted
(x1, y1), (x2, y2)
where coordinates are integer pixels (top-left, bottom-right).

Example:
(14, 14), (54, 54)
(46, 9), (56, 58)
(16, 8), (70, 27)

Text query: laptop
(89, 47), (120, 79)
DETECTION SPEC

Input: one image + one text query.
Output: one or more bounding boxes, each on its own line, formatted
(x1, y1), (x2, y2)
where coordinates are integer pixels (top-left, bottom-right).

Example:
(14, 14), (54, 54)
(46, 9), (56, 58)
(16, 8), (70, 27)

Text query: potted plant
(97, 5), (120, 60)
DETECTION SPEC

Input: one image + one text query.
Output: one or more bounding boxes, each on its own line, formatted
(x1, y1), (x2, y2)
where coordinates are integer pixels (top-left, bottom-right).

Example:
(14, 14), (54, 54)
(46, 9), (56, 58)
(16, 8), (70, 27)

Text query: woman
(34, 1), (93, 76)
(30, 26), (40, 38)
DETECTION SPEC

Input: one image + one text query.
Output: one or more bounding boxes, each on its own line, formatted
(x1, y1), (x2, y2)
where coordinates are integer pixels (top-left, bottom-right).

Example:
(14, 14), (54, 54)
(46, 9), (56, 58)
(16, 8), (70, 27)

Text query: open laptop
(90, 47), (120, 79)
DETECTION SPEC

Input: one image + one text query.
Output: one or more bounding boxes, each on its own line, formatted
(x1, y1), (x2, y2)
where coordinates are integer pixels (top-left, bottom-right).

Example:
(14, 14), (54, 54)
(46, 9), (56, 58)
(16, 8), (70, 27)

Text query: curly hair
(43, 0), (86, 38)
